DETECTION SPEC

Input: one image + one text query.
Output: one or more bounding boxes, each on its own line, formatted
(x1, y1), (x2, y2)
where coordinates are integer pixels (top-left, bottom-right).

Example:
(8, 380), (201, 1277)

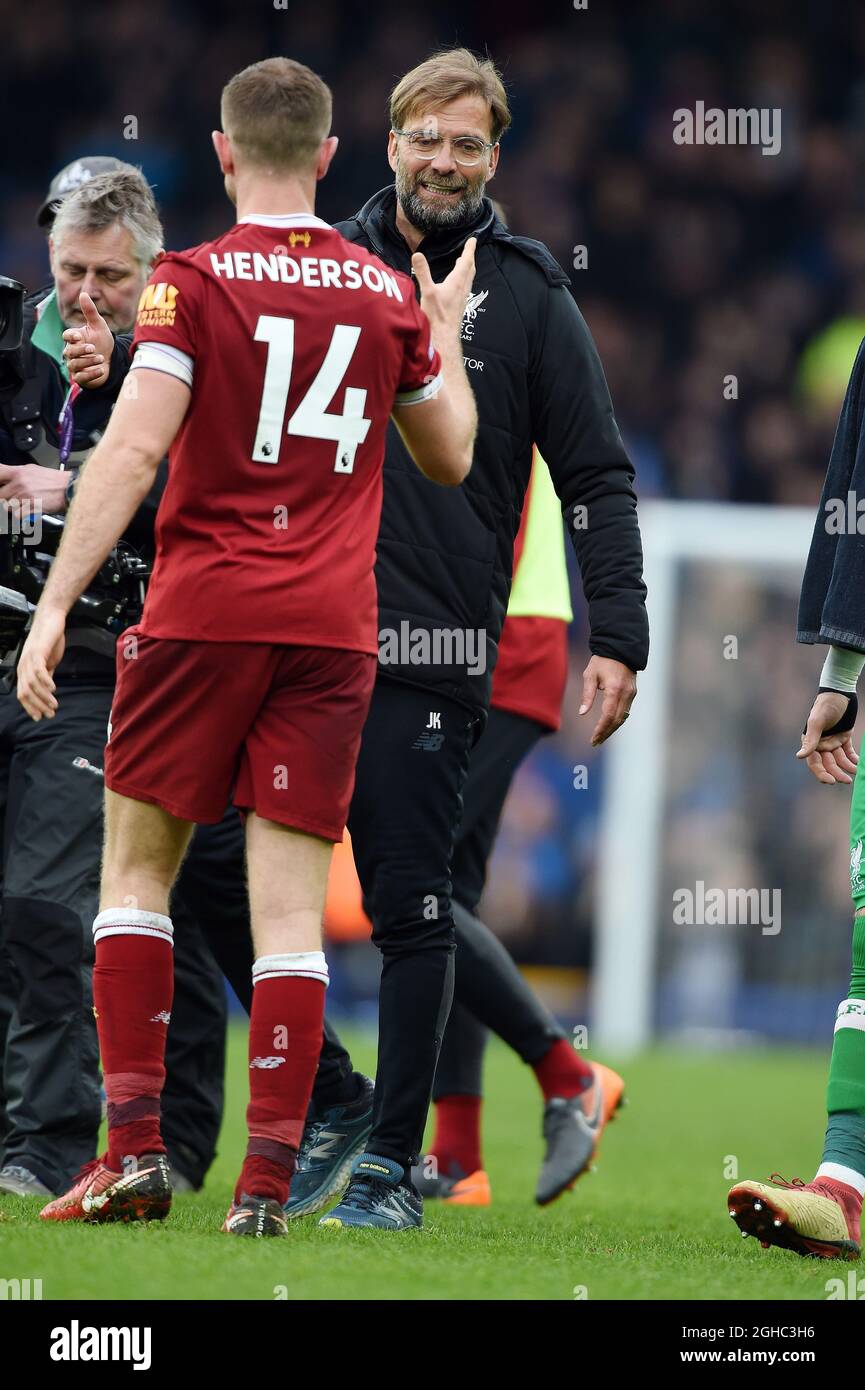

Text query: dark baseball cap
(37, 156), (127, 229)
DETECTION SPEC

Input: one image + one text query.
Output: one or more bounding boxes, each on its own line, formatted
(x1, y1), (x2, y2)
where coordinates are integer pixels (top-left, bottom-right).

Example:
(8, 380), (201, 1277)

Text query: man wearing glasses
(307, 47), (648, 1229)
(65, 49), (649, 1230)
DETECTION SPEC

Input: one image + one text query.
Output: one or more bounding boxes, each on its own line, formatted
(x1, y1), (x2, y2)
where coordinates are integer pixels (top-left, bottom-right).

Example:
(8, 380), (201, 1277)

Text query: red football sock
(533, 1039), (593, 1102)
(237, 953), (328, 1205)
(92, 909), (174, 1173)
(429, 1094), (483, 1177)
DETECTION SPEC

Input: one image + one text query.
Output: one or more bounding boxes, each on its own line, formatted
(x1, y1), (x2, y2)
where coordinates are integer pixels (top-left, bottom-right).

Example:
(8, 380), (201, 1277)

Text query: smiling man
(62, 50), (649, 1231)
(18, 55), (477, 1237)
(389, 111), (496, 235)
(306, 48), (648, 1229)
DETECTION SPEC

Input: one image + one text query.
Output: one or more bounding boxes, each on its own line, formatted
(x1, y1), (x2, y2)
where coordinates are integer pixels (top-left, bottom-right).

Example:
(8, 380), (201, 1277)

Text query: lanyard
(57, 382), (81, 469)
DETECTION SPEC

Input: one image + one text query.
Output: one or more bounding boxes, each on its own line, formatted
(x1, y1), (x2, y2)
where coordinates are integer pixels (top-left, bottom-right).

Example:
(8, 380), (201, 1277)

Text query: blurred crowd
(1, 0), (861, 1008)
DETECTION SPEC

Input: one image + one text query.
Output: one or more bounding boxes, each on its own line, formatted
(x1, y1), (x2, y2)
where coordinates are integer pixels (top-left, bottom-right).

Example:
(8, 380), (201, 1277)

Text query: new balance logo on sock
(150, 1011), (171, 1025)
(250, 1056), (286, 1069)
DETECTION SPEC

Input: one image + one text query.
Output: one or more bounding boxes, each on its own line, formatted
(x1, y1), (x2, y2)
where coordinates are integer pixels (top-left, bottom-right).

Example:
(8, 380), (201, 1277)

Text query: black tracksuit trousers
(323, 700), (567, 1154)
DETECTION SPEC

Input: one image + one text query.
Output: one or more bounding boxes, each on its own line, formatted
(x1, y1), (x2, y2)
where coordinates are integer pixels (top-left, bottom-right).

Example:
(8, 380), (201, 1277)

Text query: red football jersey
(130, 213), (441, 651)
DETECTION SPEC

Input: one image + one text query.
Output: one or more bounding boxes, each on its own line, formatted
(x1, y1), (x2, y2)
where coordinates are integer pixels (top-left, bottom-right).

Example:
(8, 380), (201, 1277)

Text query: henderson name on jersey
(129, 212), (441, 654)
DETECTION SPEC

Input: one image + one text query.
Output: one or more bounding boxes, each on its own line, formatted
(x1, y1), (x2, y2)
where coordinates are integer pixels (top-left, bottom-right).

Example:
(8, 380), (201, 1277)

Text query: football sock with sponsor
(92, 909), (174, 1172)
(533, 1038), (594, 1102)
(237, 953), (328, 1205)
(429, 1094), (483, 1177)
(818, 912), (865, 1190)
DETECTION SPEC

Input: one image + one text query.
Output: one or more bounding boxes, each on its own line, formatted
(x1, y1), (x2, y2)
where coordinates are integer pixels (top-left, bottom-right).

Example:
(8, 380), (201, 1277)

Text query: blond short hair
(221, 57), (332, 172)
(389, 48), (511, 143)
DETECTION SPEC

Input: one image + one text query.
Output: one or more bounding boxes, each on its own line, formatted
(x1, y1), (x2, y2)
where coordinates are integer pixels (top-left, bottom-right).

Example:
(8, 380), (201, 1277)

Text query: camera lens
(0, 277), (26, 353)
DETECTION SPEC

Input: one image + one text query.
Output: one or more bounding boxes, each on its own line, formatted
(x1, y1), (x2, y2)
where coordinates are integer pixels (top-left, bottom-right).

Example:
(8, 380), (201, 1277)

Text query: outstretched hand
(411, 236), (476, 344)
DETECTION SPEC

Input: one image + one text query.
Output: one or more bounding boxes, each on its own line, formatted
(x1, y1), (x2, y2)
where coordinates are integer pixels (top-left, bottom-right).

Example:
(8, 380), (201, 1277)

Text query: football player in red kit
(16, 56), (477, 1237)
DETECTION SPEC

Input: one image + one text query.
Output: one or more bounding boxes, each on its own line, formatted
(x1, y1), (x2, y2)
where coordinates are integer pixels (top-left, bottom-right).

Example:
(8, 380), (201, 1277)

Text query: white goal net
(592, 500), (855, 1053)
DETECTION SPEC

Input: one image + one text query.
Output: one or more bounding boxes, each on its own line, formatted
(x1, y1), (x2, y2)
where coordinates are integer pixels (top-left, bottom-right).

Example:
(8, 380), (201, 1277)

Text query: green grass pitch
(0, 1026), (851, 1301)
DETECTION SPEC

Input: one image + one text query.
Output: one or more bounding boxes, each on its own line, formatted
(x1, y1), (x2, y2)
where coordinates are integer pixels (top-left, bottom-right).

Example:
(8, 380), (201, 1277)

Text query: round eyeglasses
(392, 129), (494, 167)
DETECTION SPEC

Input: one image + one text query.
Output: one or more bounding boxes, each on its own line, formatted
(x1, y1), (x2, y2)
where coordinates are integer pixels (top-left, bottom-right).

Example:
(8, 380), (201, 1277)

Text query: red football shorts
(104, 628), (377, 841)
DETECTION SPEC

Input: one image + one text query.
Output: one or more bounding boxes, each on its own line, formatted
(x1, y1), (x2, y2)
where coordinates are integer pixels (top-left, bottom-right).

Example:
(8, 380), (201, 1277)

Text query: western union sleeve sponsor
(137, 282), (180, 327)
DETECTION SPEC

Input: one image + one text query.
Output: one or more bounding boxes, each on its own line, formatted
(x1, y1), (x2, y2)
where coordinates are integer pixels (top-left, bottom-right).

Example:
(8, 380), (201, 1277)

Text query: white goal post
(591, 499), (818, 1053)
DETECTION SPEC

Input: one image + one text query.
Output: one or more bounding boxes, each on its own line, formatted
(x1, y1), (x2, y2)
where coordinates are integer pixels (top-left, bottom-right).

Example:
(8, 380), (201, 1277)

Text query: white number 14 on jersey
(252, 315), (372, 474)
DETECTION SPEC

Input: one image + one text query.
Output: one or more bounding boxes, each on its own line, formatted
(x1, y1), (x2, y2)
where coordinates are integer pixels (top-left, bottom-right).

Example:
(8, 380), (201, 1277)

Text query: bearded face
(394, 153), (488, 236)
(389, 96), (498, 240)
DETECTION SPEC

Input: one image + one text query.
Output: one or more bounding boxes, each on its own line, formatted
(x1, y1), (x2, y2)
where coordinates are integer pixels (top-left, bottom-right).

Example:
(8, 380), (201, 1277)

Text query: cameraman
(0, 160), (232, 1197)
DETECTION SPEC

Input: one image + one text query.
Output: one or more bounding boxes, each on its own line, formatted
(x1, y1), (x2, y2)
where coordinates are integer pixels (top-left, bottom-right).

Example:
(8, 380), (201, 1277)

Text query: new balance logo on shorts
(250, 1056), (286, 1069)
